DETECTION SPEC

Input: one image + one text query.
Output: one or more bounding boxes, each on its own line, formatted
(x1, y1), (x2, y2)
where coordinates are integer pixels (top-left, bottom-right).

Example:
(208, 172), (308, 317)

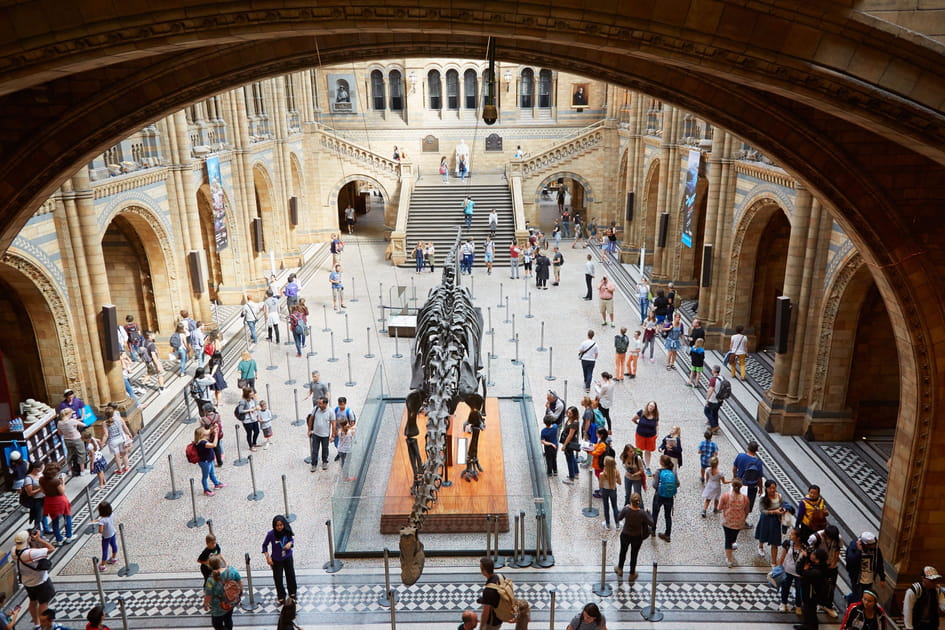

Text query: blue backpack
(658, 469), (678, 498)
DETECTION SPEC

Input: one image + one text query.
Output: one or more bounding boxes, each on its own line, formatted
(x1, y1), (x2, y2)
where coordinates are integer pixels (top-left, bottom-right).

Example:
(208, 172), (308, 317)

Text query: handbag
(237, 378), (248, 389)
(767, 565), (787, 589)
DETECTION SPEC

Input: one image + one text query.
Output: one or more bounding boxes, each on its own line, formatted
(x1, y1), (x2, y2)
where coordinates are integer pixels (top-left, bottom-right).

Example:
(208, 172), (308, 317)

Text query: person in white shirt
(728, 325), (749, 381)
(583, 255), (595, 300)
(593, 372), (615, 432)
(242, 296), (259, 343)
(577, 330), (599, 392)
(637, 278), (650, 323)
(12, 529), (55, 627)
(488, 209), (498, 238)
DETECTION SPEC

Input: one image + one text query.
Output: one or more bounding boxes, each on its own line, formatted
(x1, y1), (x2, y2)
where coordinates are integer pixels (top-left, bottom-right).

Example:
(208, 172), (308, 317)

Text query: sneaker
(601, 521), (610, 529)
(824, 607), (838, 619)
(64, 537), (74, 544)
(311, 465), (317, 472)
(780, 604), (790, 613)
(52, 539), (63, 547)
(732, 542), (738, 550)
(264, 442), (271, 450)
(204, 490), (215, 496)
(214, 483), (227, 488)
(107, 557), (118, 564)
(601, 321), (607, 326)
(701, 510), (706, 518)
(610, 322), (615, 327)
(321, 463), (328, 470)
(562, 478), (574, 484)
(757, 547), (765, 557)
(726, 560), (733, 568)
(650, 358), (655, 364)
(98, 564), (107, 572)
(795, 606), (803, 616)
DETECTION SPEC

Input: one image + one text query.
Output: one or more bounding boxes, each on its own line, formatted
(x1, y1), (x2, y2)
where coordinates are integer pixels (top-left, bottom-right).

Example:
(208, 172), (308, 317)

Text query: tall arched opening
(196, 183), (226, 302)
(103, 214), (158, 333)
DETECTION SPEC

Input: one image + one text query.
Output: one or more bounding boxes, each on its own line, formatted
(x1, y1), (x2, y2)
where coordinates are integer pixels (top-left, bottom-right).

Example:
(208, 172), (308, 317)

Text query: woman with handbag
(39, 463), (73, 546)
(103, 403), (132, 474)
(755, 480), (786, 566)
(208, 351), (227, 406)
(237, 351), (257, 392)
(200, 404), (225, 467)
(237, 388), (261, 452)
(614, 492), (654, 580)
(560, 406), (582, 484)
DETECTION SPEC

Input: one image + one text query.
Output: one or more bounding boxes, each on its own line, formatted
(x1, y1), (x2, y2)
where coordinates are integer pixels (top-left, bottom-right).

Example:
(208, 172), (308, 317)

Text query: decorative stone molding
(723, 196), (782, 326)
(734, 161), (794, 190)
(327, 174), (391, 209)
(10, 235), (66, 294)
(530, 172), (596, 205)
(92, 169), (168, 200)
(734, 184), (796, 226)
(317, 130), (401, 178)
(0, 251), (80, 392)
(521, 128), (604, 177)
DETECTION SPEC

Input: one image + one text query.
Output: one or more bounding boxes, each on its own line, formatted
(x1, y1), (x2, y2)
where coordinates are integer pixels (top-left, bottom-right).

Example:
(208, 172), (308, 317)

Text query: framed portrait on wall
(571, 83), (589, 108)
(328, 73), (358, 114)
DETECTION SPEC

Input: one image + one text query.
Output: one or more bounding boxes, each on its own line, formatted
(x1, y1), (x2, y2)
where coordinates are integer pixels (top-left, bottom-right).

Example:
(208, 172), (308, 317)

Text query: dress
(755, 508), (783, 546)
(702, 471), (724, 500)
(664, 323), (684, 351)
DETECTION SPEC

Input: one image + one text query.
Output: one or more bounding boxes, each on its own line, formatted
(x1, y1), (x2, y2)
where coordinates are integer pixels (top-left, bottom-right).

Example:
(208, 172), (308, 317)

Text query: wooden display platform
(380, 397), (508, 534)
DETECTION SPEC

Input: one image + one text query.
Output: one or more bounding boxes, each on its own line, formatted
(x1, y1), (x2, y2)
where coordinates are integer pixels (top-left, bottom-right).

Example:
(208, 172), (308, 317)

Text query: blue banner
(680, 149), (701, 248)
(205, 155), (229, 251)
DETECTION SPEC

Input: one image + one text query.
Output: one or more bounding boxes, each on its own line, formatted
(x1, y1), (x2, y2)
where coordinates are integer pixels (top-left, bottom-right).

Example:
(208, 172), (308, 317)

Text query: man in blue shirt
(732, 440), (764, 520)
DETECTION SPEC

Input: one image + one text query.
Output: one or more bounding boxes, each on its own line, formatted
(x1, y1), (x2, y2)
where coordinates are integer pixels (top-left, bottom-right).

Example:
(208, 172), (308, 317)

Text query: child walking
(197, 533), (222, 581)
(85, 430), (108, 489)
(658, 426), (683, 469)
(698, 430), (719, 484)
(688, 338), (706, 387)
(701, 456), (728, 517)
(540, 414), (559, 476)
(95, 501), (118, 571)
(258, 400), (274, 449)
(337, 421), (355, 481)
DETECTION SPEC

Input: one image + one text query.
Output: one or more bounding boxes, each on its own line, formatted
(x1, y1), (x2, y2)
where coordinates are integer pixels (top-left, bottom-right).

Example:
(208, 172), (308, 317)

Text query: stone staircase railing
(314, 123), (402, 178)
(519, 120), (606, 177)
(389, 162), (415, 265)
(506, 162), (530, 247)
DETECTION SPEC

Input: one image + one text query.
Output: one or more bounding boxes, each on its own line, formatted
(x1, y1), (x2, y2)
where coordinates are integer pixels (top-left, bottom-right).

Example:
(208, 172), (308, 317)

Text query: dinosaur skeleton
(399, 230), (486, 585)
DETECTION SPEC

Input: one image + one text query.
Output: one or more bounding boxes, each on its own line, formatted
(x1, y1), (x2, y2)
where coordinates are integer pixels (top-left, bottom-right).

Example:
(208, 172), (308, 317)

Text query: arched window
(389, 70), (403, 111)
(519, 68), (534, 108)
(446, 70), (459, 110)
(371, 70), (386, 111)
(427, 70), (442, 110)
(538, 69), (553, 108)
(464, 69), (478, 109)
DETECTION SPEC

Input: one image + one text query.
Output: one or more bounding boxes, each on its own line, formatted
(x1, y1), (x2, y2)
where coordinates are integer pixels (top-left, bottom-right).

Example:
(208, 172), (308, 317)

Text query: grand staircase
(402, 183), (516, 266)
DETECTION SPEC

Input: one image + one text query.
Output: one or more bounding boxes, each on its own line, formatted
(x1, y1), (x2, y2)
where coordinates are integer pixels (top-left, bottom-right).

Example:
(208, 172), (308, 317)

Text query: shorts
(599, 298), (614, 316)
(108, 439), (126, 457)
(262, 425), (273, 438)
(346, 217), (354, 225)
(484, 252), (494, 263)
(146, 361), (161, 375)
(332, 286), (344, 299)
(25, 579), (55, 604)
(635, 433), (657, 452)
(691, 366), (703, 373)
(524, 261), (532, 271)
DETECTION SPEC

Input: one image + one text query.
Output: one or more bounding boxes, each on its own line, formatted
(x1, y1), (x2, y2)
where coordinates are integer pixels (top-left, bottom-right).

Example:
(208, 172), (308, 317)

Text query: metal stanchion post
(246, 454), (264, 501)
(509, 314), (516, 343)
(512, 334), (522, 366)
(516, 510), (533, 567)
(322, 520), (344, 572)
(284, 354), (296, 385)
(640, 562), (664, 621)
(497, 283), (504, 308)
(241, 552), (260, 611)
(549, 588), (556, 630)
(583, 472), (599, 517)
(117, 523), (139, 577)
(183, 391), (196, 424)
(379, 305), (388, 333)
(545, 346), (557, 381)
(392, 328), (403, 359)
(537, 321), (547, 352)
(491, 515), (505, 569)
(504, 296), (510, 323)
(389, 586), (398, 630)
(364, 327), (375, 358)
(522, 278), (528, 300)
(118, 595), (129, 630)
(135, 432), (152, 473)
(350, 277), (358, 302)
(563, 380), (568, 408)
(165, 454), (183, 500)
(470, 273), (475, 299)
(207, 519), (214, 536)
(92, 557), (116, 613)
(485, 515), (493, 558)
(592, 539), (613, 596)
(186, 479), (205, 528)
(233, 424), (248, 466)
(266, 338), (277, 371)
(487, 354), (495, 387)
(377, 547), (399, 607)
(265, 383), (278, 421)
(343, 312), (353, 343)
(487, 307), (493, 335)
(327, 332), (339, 363)
(282, 474), (296, 522)
(292, 389), (305, 427)
(378, 283), (383, 314)
(410, 275), (417, 303)
(345, 353), (357, 387)
(307, 327), (316, 357)
(508, 514), (520, 565)
(84, 485), (97, 534)
(322, 304), (331, 332)
(489, 328), (497, 360)
(526, 291), (534, 318)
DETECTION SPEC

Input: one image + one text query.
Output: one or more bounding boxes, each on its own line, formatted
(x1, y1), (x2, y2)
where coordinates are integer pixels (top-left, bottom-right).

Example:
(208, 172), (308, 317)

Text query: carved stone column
(621, 91), (644, 262)
(651, 105), (678, 285)
(231, 87), (264, 282)
(698, 132), (724, 329)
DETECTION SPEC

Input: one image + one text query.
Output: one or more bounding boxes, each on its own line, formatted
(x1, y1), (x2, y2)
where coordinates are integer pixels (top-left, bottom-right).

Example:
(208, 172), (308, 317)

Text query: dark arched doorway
(102, 215), (158, 333)
(748, 210), (790, 350)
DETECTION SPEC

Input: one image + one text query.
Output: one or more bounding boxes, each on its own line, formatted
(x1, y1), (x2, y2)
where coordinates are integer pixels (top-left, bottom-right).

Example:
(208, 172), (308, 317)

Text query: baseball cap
(860, 531), (877, 545)
(924, 566), (942, 581)
(64, 389), (74, 397)
(13, 530), (29, 549)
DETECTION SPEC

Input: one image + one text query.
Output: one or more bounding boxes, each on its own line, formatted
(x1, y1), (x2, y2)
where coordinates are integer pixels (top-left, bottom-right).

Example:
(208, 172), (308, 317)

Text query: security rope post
(410, 275), (417, 303)
(307, 326), (316, 358)
(497, 282), (504, 308)
(379, 305), (388, 334)
(84, 484), (97, 534)
(282, 474), (296, 523)
(322, 304), (331, 332)
(241, 552), (260, 611)
(284, 353), (296, 385)
(504, 296), (511, 324)
(548, 588), (556, 630)
(526, 291), (534, 318)
(364, 327), (375, 358)
(545, 346), (557, 381)
(640, 562), (664, 621)
(522, 277), (528, 300)
(485, 515), (493, 558)
(489, 328), (497, 360)
(509, 314), (516, 343)
(266, 337), (277, 371)
(537, 321), (547, 352)
(292, 389), (305, 427)
(345, 353), (357, 387)
(592, 539), (613, 597)
(470, 273), (475, 299)
(116, 522), (139, 577)
(186, 479), (205, 529)
(377, 547), (398, 607)
(165, 454), (183, 500)
(491, 514), (505, 569)
(266, 383), (278, 421)
(378, 282), (384, 314)
(92, 557), (116, 614)
(233, 424), (248, 466)
(392, 328), (403, 359)
(512, 334), (522, 366)
(207, 519), (214, 537)
(322, 519), (344, 573)
(134, 432), (152, 473)
(350, 277), (358, 303)
(487, 307), (493, 335)
(563, 380), (568, 409)
(343, 312), (353, 343)
(117, 596), (129, 630)
(183, 390), (197, 424)
(487, 354), (495, 387)
(583, 471), (599, 517)
(246, 454), (264, 501)
(327, 331), (339, 363)
(516, 510), (533, 567)
(509, 513), (520, 566)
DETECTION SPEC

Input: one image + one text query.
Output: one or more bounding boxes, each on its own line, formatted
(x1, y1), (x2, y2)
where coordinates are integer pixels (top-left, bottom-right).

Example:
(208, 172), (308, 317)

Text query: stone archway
(0, 252), (78, 414)
(641, 160), (660, 254)
(288, 152), (304, 249)
(252, 163), (276, 258)
(197, 183), (226, 302)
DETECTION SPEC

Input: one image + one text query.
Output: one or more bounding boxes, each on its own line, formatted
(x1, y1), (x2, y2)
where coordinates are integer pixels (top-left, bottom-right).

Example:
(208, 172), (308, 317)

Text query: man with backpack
(190, 369), (215, 418)
(123, 314), (143, 362)
(733, 441), (764, 519)
(142, 331), (165, 392)
(652, 454), (679, 543)
(478, 556), (520, 630)
(203, 555), (242, 630)
(545, 391), (566, 425)
(704, 365), (730, 433)
(13, 529), (56, 629)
